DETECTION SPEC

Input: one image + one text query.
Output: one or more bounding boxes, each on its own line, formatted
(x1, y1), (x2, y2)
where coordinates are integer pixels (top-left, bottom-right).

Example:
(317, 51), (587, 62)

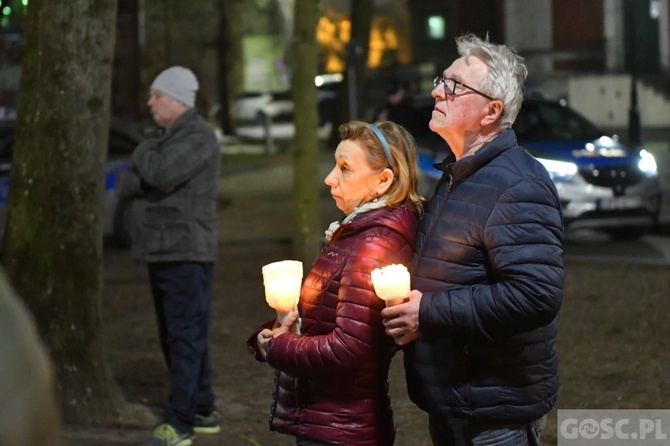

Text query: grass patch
(541, 261), (670, 445)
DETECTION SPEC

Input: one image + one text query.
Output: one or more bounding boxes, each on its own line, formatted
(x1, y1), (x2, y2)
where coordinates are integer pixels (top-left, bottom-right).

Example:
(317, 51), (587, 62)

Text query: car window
(515, 101), (602, 140)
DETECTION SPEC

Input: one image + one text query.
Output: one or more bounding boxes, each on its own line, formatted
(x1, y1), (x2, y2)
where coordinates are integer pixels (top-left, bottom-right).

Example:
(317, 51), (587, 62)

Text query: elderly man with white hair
(382, 34), (564, 446)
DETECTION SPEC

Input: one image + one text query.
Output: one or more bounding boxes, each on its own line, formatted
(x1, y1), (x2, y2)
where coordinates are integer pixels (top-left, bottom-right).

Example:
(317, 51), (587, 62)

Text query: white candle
(262, 260), (303, 333)
(371, 264), (410, 306)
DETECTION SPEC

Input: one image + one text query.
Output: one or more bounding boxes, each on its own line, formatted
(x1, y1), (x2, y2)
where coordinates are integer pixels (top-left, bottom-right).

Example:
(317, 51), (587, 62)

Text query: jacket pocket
(143, 206), (188, 255)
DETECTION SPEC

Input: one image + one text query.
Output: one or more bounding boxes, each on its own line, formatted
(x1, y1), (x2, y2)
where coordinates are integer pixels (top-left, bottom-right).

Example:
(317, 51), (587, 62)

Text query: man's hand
(381, 289), (423, 346)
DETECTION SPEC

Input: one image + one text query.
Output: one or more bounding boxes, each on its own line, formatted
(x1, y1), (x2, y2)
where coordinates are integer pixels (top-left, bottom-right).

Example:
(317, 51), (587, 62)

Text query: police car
(0, 117), (145, 247)
(415, 96), (662, 240)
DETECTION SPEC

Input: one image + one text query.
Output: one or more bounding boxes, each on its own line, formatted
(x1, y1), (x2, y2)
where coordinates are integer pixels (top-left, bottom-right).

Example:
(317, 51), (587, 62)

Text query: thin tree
(292, 0), (322, 264)
(215, 0), (244, 135)
(1, 0), (126, 424)
(113, 0), (142, 120)
(348, 0), (373, 120)
(328, 0), (373, 145)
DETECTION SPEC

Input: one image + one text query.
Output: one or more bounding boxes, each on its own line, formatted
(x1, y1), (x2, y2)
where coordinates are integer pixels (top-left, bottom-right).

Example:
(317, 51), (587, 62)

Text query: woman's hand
(257, 309), (301, 361)
(272, 309), (300, 334)
(257, 329), (273, 361)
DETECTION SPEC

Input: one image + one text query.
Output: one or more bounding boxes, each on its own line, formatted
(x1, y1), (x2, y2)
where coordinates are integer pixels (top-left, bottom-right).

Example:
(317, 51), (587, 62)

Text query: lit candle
(371, 264), (410, 306)
(262, 260), (303, 331)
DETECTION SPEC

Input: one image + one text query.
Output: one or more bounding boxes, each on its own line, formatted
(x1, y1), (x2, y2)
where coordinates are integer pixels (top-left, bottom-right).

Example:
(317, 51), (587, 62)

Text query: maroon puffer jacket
(249, 202), (419, 445)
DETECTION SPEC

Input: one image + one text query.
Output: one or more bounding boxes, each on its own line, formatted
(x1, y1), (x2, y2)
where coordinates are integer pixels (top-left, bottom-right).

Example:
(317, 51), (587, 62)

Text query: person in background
(374, 80), (420, 136)
(0, 268), (63, 446)
(248, 121), (423, 446)
(381, 34), (564, 446)
(121, 66), (221, 446)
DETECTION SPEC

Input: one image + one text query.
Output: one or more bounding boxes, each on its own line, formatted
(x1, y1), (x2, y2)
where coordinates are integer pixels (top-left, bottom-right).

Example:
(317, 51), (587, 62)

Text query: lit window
(650, 0), (660, 19)
(428, 16), (445, 39)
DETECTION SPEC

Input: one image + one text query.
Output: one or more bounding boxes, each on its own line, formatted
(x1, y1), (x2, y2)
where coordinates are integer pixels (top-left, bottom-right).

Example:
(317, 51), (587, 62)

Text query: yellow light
(262, 260), (303, 312)
(371, 264), (410, 306)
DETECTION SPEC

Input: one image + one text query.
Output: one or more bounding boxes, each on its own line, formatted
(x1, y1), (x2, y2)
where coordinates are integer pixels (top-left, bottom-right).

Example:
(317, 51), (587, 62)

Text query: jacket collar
(163, 108), (198, 138)
(330, 201), (418, 243)
(435, 129), (518, 181)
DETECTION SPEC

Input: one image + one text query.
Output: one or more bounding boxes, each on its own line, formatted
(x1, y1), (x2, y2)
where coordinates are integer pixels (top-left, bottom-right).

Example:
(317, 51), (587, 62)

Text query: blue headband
(368, 123), (395, 171)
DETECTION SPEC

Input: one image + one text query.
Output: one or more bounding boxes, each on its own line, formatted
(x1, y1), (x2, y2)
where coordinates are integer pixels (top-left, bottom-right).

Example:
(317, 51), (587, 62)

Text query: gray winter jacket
(124, 109), (221, 263)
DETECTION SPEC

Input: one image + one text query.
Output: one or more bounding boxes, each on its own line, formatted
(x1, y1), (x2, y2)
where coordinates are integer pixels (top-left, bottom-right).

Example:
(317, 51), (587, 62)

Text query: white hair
(456, 34), (527, 129)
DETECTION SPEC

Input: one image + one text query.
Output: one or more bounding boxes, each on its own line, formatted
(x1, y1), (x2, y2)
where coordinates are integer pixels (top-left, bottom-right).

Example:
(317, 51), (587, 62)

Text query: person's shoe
(193, 411), (221, 434)
(145, 423), (192, 446)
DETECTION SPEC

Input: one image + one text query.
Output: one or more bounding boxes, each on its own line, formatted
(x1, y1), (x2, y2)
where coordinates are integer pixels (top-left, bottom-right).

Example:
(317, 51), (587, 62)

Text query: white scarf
(325, 198), (388, 242)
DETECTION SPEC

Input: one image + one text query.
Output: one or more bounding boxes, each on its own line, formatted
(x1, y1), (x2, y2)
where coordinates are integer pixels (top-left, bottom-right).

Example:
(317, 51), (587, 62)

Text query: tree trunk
(113, 0), (142, 120)
(1, 0), (125, 424)
(292, 0), (322, 264)
(216, 0), (244, 135)
(329, 0), (373, 145)
(349, 0), (373, 120)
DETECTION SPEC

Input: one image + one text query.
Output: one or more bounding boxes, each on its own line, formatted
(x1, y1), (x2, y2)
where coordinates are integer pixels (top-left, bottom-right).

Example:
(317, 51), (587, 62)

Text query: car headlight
(638, 149), (658, 176)
(536, 158), (578, 183)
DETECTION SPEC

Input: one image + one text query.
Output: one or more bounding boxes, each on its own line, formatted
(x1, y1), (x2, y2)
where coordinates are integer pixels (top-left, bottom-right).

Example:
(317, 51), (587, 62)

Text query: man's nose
(432, 84), (445, 100)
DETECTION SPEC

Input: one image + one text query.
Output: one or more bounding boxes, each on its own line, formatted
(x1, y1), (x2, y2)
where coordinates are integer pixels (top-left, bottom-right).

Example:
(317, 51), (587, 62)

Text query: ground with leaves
(64, 152), (670, 446)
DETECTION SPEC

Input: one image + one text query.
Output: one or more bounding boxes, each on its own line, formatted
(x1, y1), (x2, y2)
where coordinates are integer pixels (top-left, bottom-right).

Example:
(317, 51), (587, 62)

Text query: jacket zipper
(417, 170), (454, 258)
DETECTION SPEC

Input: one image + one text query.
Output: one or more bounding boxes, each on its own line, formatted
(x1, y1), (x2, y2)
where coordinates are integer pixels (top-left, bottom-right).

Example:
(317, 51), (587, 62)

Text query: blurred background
(1, 3), (669, 444)
(1, 0), (668, 141)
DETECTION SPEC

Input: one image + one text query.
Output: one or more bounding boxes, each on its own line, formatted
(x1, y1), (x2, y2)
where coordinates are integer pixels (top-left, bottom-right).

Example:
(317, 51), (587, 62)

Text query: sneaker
(145, 423), (192, 446)
(193, 411), (221, 434)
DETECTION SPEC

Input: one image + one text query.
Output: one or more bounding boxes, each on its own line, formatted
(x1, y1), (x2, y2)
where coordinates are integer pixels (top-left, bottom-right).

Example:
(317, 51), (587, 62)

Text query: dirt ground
(64, 152), (670, 446)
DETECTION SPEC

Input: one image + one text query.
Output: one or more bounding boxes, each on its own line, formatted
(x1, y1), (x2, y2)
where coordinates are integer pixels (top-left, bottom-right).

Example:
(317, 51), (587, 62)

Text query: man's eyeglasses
(433, 76), (496, 101)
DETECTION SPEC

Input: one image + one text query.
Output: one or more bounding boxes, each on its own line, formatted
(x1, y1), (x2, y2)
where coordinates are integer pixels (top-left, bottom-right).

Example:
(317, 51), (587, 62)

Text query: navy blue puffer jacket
(406, 129), (564, 424)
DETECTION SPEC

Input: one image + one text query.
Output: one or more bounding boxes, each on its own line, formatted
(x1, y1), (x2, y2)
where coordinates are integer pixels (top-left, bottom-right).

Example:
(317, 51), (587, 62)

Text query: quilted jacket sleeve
(266, 228), (412, 377)
(420, 177), (564, 341)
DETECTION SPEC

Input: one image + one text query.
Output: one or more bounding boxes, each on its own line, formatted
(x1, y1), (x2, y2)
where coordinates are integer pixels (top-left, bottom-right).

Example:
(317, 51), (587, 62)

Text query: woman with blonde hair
(249, 120), (423, 446)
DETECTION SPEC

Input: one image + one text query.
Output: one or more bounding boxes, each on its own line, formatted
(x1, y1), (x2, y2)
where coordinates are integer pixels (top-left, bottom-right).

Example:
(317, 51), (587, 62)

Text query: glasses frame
(433, 76), (496, 101)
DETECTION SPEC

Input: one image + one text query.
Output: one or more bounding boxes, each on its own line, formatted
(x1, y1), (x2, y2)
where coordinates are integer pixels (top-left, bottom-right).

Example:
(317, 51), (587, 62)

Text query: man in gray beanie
(121, 66), (221, 446)
(151, 66), (198, 109)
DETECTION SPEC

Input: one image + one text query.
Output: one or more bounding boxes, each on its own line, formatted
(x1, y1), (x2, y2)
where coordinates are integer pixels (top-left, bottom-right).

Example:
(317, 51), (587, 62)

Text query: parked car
(231, 73), (342, 127)
(0, 117), (145, 247)
(414, 95), (662, 240)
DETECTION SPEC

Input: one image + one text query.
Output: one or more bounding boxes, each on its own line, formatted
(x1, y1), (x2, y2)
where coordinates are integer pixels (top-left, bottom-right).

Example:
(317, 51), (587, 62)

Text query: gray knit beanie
(150, 66), (199, 108)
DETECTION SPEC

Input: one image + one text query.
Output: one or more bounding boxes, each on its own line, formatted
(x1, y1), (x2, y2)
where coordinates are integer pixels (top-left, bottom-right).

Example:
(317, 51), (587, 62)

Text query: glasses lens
(433, 76), (442, 88)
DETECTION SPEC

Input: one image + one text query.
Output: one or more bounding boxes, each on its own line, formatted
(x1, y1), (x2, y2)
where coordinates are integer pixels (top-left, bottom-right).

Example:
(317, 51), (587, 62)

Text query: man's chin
(428, 118), (442, 133)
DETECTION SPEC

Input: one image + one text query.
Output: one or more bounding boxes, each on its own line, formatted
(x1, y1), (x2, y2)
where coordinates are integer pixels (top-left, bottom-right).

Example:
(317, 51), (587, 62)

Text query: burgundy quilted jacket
(249, 202), (419, 445)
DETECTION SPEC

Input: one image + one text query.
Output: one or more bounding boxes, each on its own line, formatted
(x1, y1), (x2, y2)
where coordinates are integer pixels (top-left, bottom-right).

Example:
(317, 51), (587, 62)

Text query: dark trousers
(428, 414), (542, 446)
(149, 262), (216, 433)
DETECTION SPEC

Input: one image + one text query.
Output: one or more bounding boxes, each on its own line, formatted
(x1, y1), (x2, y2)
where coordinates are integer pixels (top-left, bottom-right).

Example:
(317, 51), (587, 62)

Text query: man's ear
(481, 100), (504, 126)
(375, 168), (395, 196)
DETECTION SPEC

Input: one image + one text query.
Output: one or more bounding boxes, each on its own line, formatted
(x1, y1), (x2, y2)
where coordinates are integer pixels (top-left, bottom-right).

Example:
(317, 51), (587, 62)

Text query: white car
(231, 74), (342, 128)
